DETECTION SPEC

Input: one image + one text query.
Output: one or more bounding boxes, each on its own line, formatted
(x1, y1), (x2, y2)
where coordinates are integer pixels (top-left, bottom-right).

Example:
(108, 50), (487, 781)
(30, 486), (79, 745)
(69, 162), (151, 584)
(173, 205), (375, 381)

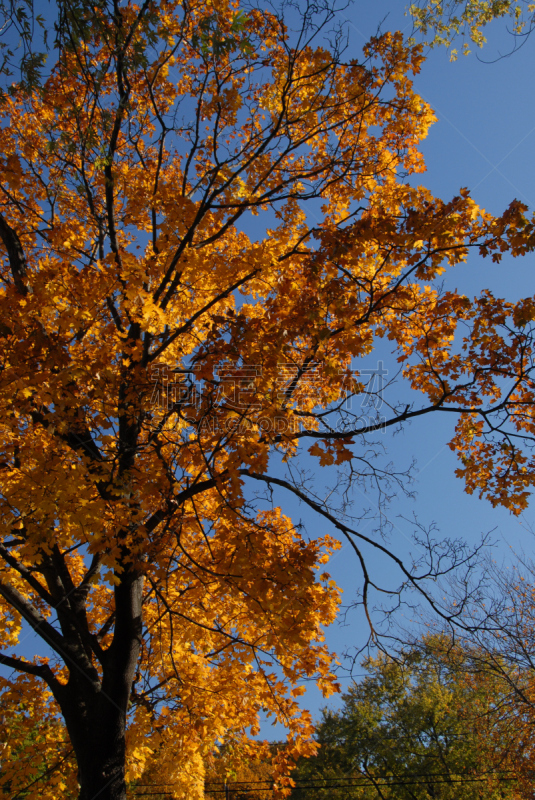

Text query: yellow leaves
(0, 1), (534, 794)
(5, 154), (23, 190)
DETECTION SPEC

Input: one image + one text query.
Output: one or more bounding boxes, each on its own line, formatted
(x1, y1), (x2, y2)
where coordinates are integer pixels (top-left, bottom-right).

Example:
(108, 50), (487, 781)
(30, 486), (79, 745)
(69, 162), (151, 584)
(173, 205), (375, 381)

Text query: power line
(132, 769), (519, 796)
(138, 768), (519, 787)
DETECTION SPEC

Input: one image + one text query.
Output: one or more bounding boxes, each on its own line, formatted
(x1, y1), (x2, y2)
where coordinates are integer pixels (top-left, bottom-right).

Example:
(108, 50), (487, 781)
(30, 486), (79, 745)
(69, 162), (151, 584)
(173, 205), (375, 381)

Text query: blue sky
(257, 0), (535, 738)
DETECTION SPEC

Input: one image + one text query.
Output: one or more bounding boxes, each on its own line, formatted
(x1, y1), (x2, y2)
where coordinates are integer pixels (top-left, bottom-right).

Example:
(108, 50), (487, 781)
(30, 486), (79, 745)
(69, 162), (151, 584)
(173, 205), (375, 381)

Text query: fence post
(225, 781), (230, 800)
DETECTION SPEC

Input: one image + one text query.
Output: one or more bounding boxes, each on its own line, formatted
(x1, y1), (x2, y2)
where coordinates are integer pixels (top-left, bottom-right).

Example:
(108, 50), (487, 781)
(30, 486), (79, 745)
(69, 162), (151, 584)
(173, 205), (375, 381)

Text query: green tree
(0, 682), (75, 798)
(420, 555), (535, 797)
(291, 641), (523, 799)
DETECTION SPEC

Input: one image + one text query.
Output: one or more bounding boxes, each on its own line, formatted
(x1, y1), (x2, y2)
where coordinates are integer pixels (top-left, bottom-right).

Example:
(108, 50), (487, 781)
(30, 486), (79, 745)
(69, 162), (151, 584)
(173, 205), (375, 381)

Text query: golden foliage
(0, 0), (533, 797)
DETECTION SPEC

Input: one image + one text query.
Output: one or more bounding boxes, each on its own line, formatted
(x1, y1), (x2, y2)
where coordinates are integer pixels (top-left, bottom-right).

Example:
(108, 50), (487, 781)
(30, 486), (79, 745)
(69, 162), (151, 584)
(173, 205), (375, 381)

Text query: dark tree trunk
(52, 573), (144, 800)
(63, 692), (129, 800)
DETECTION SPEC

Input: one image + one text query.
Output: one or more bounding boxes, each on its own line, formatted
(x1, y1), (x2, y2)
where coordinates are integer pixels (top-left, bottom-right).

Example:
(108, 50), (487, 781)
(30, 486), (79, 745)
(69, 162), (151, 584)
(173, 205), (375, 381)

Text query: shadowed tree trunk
(45, 574), (144, 800)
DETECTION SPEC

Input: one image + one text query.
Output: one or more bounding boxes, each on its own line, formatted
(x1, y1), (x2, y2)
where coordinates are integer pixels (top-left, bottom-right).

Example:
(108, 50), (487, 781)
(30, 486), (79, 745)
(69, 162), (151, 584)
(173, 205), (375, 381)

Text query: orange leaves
(0, 0), (534, 795)
(451, 417), (535, 514)
(309, 439), (355, 466)
(513, 296), (535, 329)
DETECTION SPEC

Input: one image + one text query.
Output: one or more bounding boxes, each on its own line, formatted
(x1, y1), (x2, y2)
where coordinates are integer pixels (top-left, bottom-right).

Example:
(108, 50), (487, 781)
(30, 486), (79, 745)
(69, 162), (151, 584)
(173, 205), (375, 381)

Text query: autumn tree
(290, 639), (525, 799)
(0, 0), (534, 799)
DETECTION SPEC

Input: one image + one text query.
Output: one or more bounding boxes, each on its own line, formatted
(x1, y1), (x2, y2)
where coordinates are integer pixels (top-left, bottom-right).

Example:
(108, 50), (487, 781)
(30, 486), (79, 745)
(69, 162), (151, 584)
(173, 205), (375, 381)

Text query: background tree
(290, 639), (524, 799)
(413, 554), (535, 798)
(0, 1), (534, 799)
(408, 0), (535, 58)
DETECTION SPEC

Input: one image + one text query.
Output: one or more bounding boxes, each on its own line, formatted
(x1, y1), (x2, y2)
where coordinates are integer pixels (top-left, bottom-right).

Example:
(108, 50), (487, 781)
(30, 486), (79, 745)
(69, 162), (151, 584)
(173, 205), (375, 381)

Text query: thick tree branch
(0, 209), (28, 295)
(0, 651), (58, 686)
(0, 543), (57, 607)
(0, 579), (67, 658)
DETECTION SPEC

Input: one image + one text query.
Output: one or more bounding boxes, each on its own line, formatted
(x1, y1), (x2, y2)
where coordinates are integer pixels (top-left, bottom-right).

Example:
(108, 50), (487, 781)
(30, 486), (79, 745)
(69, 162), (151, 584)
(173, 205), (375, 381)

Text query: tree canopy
(290, 639), (525, 799)
(414, 554), (535, 799)
(0, 1), (534, 798)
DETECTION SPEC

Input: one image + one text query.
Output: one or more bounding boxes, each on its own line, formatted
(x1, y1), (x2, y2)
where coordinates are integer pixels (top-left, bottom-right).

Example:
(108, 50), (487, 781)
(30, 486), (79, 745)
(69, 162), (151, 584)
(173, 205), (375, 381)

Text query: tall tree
(0, 1), (534, 798)
(290, 640), (524, 799)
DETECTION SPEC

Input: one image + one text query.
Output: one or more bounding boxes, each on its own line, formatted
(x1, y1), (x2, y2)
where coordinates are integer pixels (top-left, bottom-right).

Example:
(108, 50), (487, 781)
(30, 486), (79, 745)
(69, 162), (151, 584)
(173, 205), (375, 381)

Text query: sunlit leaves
(0, 0), (533, 795)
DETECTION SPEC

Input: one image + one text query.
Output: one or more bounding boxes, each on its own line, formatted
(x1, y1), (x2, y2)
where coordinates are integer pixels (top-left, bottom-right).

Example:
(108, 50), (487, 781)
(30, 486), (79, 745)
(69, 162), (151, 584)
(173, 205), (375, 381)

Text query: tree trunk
(61, 685), (129, 800)
(77, 734), (127, 799)
(77, 749), (127, 800)
(55, 574), (144, 800)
